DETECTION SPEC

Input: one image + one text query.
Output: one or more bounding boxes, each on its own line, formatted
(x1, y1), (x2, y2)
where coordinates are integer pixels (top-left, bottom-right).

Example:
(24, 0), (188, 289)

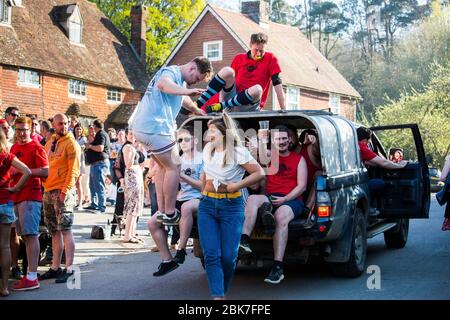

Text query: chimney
(130, 5), (148, 66)
(241, 0), (270, 26)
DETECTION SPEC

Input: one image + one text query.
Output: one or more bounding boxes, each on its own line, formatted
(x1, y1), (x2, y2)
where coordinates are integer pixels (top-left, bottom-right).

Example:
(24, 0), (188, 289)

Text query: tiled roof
(0, 0), (149, 92)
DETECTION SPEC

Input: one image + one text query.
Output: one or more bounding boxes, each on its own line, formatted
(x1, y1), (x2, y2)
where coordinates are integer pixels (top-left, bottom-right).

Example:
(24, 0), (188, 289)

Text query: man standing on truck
(195, 33), (286, 113)
(239, 125), (308, 284)
(357, 127), (407, 211)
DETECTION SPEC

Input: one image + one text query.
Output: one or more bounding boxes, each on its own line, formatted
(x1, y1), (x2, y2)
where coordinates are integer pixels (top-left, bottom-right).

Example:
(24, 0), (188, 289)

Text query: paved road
(5, 197), (449, 300)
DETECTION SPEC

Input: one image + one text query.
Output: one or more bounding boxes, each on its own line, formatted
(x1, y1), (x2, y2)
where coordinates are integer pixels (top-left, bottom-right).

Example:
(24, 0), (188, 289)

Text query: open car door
(370, 124), (430, 219)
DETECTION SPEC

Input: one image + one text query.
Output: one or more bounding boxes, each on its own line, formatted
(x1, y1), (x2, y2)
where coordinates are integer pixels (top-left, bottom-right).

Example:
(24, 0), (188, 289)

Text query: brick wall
(300, 89), (330, 111)
(341, 97), (356, 121)
(0, 65), (142, 121)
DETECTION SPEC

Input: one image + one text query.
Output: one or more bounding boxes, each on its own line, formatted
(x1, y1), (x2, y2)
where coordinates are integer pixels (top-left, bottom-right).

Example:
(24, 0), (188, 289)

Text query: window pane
(70, 21), (82, 43)
(0, 0), (9, 23)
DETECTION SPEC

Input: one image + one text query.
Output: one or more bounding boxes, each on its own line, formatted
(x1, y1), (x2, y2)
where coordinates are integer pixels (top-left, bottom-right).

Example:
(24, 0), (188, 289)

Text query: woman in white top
(199, 112), (264, 300)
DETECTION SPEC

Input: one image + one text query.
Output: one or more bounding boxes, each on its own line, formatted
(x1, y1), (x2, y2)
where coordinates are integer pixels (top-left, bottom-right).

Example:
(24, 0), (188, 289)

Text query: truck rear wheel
(384, 218), (409, 249)
(330, 209), (367, 278)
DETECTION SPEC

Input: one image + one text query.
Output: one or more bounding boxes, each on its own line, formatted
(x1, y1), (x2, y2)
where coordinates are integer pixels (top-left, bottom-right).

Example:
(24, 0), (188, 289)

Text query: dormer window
(53, 4), (84, 44)
(0, 0), (11, 24)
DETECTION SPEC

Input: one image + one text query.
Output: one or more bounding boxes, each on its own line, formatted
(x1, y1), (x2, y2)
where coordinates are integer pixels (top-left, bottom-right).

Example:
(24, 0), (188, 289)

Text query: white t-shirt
(106, 183), (117, 201)
(203, 143), (254, 191)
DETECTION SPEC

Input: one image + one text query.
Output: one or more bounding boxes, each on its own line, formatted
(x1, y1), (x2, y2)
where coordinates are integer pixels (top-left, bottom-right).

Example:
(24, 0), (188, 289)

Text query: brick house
(0, 0), (149, 128)
(166, 1), (361, 120)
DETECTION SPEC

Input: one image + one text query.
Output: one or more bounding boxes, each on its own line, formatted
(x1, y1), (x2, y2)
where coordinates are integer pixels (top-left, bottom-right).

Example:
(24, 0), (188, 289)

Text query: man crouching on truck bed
(239, 125), (308, 284)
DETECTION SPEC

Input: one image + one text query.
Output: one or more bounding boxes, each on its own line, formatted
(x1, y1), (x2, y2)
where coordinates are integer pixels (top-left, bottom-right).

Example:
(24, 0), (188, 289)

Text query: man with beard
(39, 114), (80, 284)
(239, 125), (307, 284)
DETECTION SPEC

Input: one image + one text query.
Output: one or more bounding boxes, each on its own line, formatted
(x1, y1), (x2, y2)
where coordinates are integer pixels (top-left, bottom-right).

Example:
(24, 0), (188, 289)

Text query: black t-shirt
(85, 130), (110, 164)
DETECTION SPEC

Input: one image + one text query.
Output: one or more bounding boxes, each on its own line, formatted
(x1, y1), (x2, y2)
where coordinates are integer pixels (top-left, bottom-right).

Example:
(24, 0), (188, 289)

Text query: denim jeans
(89, 161), (109, 211)
(369, 178), (385, 207)
(198, 195), (244, 298)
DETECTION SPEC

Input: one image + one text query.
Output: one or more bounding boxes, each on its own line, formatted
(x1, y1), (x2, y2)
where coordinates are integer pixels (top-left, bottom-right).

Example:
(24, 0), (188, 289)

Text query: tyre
(384, 218), (409, 249)
(330, 208), (367, 278)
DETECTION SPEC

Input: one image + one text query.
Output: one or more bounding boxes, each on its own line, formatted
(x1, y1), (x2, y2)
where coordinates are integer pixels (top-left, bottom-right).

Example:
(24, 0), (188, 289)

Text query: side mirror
(388, 148), (404, 163)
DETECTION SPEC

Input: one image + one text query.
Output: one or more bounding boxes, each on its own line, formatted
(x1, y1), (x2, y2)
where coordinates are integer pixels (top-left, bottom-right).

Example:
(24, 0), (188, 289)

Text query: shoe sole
(262, 212), (275, 236)
(153, 263), (179, 277)
(264, 274), (284, 284)
(12, 284), (40, 291)
(238, 245), (252, 255)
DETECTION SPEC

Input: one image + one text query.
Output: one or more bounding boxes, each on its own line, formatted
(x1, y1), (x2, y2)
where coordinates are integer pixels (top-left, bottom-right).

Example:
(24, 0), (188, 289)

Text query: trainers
(9, 266), (22, 280)
(206, 103), (223, 113)
(153, 260), (179, 277)
(239, 238), (252, 255)
(84, 205), (98, 212)
(264, 265), (284, 284)
(155, 211), (166, 223)
(442, 218), (450, 231)
(38, 267), (62, 281)
(261, 210), (275, 236)
(173, 249), (187, 265)
(55, 269), (75, 283)
(162, 210), (181, 226)
(12, 277), (40, 291)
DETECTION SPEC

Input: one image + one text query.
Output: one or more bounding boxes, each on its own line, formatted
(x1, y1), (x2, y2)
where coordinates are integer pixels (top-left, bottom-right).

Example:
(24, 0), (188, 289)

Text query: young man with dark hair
(4, 106), (19, 140)
(129, 56), (210, 226)
(84, 119), (110, 213)
(196, 32), (286, 113)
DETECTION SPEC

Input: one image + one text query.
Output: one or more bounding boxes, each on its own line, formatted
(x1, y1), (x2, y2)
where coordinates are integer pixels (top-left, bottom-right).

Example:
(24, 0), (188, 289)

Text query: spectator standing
(3, 106), (19, 141)
(10, 116), (49, 291)
(39, 114), (80, 283)
(0, 129), (31, 297)
(74, 124), (89, 208)
(84, 119), (110, 214)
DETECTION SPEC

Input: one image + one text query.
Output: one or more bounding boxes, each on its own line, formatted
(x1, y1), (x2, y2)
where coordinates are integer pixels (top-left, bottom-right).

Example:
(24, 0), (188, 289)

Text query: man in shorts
(129, 56), (211, 226)
(239, 125), (307, 284)
(39, 114), (80, 284)
(10, 116), (49, 291)
(196, 33), (286, 113)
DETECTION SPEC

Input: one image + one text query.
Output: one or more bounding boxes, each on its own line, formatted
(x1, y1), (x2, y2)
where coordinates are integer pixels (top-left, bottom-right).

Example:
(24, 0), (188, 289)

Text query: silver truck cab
(181, 110), (430, 278)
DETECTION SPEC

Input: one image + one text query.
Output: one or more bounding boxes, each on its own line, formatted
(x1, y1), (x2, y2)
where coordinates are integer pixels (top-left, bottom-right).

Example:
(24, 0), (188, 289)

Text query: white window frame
(286, 86), (300, 110)
(17, 68), (41, 88)
(0, 0), (11, 25)
(68, 79), (87, 99)
(329, 93), (341, 115)
(203, 40), (223, 62)
(107, 87), (121, 104)
(69, 19), (83, 44)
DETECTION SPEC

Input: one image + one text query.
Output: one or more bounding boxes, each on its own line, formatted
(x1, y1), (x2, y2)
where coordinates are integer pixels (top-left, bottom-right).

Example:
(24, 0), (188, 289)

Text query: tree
(308, 1), (350, 58)
(90, 0), (205, 75)
(374, 62), (450, 168)
(270, 0), (294, 25)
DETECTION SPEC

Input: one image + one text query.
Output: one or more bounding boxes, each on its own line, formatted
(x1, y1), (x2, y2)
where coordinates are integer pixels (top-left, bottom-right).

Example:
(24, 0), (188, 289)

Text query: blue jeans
(89, 161), (109, 211)
(369, 179), (385, 207)
(198, 195), (244, 298)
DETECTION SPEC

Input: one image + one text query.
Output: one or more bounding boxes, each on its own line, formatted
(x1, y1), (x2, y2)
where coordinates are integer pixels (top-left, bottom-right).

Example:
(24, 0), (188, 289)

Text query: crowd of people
(0, 31), (447, 300)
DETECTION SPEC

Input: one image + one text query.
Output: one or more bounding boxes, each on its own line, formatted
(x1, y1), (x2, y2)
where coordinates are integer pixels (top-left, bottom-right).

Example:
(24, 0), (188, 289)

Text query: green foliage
(374, 62), (450, 167)
(89, 0), (205, 75)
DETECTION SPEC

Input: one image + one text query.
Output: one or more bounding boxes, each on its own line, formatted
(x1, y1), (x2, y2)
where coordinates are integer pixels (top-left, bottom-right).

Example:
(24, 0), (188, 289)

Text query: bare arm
(86, 144), (104, 153)
(440, 155), (450, 182)
(156, 77), (205, 97)
(180, 172), (204, 191)
(226, 161), (265, 193)
(7, 158), (32, 193)
(123, 145), (135, 169)
(368, 155), (407, 169)
(30, 167), (49, 178)
(274, 84), (286, 111)
(182, 96), (206, 115)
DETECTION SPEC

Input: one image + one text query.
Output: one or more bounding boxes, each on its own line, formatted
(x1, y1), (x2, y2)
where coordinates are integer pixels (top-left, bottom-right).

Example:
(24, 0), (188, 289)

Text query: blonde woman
(199, 112), (264, 299)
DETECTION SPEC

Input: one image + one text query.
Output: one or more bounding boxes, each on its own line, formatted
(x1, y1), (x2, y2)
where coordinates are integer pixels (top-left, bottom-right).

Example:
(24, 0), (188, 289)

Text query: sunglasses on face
(177, 137), (192, 143)
(8, 113), (19, 118)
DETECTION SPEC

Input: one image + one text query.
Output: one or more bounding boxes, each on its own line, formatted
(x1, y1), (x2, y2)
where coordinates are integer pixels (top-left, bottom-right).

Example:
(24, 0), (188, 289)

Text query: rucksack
(90, 225), (105, 239)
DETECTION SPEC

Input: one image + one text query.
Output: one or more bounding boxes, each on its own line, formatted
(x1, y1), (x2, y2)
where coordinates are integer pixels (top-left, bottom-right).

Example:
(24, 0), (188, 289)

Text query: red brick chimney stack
(130, 5), (148, 67)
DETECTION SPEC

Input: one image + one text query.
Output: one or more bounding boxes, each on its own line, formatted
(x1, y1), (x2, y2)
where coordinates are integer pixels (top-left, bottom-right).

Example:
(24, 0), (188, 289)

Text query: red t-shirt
(202, 51), (282, 110)
(358, 141), (377, 163)
(10, 141), (48, 203)
(266, 152), (302, 200)
(0, 151), (16, 204)
(300, 147), (321, 188)
(31, 133), (43, 144)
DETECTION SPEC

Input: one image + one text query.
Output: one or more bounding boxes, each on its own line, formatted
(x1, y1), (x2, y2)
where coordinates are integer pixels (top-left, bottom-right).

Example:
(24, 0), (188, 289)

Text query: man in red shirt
(357, 127), (407, 211)
(196, 32), (286, 113)
(10, 116), (49, 291)
(239, 125), (307, 284)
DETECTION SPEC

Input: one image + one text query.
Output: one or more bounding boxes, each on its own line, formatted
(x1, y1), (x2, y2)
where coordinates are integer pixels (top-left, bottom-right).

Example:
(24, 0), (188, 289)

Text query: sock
(162, 260), (171, 263)
(27, 272), (37, 281)
(220, 89), (254, 110)
(196, 74), (226, 108)
(66, 266), (73, 273)
(223, 83), (234, 92)
(241, 234), (251, 243)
